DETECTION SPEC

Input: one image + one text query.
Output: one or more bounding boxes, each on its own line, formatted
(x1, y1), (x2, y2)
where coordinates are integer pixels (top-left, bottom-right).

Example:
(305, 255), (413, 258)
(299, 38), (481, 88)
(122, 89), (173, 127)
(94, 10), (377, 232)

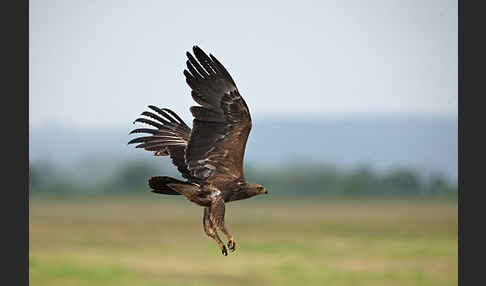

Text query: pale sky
(30, 0), (457, 129)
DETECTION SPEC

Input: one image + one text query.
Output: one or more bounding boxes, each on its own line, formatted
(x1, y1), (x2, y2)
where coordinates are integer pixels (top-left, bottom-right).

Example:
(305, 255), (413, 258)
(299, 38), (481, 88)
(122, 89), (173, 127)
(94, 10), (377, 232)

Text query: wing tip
(193, 45), (209, 59)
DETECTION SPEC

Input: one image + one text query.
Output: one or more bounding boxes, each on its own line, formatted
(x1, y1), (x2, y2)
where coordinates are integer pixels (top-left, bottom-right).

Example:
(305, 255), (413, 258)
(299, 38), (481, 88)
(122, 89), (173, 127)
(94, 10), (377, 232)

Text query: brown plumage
(128, 46), (267, 256)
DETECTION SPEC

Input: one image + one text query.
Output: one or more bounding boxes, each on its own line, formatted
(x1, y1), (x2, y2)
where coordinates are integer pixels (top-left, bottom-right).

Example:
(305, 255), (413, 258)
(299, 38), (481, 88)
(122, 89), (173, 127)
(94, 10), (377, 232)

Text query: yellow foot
(227, 238), (236, 252)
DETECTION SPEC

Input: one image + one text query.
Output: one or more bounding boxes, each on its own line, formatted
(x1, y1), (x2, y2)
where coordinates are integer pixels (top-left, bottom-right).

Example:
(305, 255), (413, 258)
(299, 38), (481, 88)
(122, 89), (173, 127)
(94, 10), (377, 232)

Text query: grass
(30, 196), (457, 286)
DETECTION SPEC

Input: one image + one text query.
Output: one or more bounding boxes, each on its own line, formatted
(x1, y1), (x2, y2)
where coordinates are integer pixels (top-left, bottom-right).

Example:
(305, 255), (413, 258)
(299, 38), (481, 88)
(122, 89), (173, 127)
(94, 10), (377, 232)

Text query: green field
(30, 197), (457, 286)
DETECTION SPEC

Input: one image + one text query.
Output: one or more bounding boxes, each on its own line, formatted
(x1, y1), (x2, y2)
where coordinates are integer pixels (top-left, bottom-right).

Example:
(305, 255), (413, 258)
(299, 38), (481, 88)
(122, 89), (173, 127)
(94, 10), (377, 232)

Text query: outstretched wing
(183, 46), (252, 184)
(128, 106), (195, 181)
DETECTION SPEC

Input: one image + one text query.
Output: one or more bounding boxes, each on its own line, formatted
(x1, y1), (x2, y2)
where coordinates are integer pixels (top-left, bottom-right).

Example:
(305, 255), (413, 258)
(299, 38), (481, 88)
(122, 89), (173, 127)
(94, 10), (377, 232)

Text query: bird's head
(247, 183), (268, 196)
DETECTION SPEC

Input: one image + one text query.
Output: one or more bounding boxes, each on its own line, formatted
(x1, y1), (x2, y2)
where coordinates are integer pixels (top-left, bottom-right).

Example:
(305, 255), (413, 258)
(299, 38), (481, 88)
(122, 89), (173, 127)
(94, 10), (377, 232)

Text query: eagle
(128, 46), (268, 256)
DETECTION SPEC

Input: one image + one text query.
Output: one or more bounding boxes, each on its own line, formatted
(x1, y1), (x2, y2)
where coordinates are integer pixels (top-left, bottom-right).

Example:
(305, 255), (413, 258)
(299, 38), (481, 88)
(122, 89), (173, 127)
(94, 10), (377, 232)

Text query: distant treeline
(29, 159), (457, 198)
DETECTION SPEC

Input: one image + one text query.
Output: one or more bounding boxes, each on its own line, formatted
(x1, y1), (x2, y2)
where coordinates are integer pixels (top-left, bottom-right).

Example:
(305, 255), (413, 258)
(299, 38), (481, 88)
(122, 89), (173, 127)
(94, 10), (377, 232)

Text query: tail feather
(166, 183), (200, 197)
(148, 176), (193, 195)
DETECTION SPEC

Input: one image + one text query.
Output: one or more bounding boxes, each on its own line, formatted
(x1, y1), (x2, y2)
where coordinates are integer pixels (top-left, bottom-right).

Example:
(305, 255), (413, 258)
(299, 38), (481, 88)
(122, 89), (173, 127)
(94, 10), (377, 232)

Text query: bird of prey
(128, 46), (268, 256)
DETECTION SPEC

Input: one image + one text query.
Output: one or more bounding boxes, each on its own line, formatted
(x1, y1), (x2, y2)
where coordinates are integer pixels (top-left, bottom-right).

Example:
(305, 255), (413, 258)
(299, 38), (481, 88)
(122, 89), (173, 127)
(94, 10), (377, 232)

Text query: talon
(227, 239), (236, 252)
(221, 245), (228, 256)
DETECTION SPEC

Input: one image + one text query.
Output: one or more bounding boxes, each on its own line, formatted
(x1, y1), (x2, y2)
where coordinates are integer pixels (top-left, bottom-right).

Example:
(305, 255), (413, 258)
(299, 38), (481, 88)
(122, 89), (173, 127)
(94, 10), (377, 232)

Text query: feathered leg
(210, 198), (236, 252)
(203, 207), (227, 256)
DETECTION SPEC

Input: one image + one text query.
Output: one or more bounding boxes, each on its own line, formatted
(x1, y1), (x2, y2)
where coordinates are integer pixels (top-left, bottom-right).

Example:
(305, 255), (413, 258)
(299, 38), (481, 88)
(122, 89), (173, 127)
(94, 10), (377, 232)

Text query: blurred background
(29, 0), (458, 285)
